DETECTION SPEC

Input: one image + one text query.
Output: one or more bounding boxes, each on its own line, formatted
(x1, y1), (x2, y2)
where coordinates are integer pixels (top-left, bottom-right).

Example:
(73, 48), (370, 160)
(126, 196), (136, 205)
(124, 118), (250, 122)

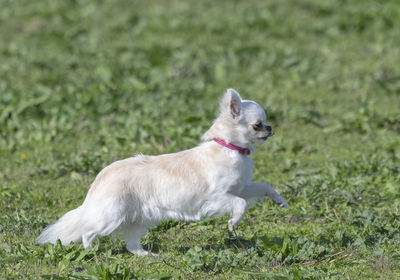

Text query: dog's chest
(209, 153), (254, 194)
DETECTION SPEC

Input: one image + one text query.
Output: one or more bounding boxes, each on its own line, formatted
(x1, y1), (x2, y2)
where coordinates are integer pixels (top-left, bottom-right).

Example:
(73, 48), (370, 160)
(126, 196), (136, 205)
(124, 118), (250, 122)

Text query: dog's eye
(253, 122), (263, 130)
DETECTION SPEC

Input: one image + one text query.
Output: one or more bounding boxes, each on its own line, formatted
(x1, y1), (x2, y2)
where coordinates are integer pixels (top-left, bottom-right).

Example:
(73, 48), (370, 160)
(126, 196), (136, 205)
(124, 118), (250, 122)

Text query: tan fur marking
(88, 156), (150, 196)
(156, 150), (205, 182)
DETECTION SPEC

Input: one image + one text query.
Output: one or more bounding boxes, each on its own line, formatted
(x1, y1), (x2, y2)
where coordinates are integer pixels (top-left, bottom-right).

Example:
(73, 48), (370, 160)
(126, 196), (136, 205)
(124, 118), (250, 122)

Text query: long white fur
(37, 89), (288, 256)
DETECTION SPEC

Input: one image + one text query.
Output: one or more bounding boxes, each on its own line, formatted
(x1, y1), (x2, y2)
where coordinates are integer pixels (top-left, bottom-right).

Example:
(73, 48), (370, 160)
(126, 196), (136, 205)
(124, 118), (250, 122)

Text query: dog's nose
(265, 125), (272, 132)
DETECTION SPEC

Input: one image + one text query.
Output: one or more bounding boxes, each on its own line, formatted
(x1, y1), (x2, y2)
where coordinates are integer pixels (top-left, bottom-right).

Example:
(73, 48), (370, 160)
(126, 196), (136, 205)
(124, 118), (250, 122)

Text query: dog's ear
(221, 88), (242, 119)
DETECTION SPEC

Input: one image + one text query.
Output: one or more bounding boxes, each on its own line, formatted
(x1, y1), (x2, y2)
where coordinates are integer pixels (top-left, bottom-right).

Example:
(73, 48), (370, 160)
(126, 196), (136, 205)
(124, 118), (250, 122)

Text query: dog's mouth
(258, 132), (275, 141)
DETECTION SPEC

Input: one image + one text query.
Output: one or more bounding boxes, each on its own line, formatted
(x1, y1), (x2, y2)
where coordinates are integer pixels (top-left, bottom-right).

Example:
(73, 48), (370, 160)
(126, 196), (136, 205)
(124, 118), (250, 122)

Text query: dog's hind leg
(81, 219), (123, 248)
(80, 206), (124, 248)
(123, 223), (156, 256)
(82, 231), (97, 248)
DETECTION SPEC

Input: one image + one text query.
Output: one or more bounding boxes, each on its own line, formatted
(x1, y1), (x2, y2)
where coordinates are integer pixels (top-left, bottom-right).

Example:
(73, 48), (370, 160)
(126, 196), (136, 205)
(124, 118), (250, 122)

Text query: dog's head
(202, 88), (274, 146)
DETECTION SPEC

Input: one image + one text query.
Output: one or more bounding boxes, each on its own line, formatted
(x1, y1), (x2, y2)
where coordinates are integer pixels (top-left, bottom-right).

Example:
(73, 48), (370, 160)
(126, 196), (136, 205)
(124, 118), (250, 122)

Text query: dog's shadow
(142, 233), (257, 256)
(205, 234), (257, 252)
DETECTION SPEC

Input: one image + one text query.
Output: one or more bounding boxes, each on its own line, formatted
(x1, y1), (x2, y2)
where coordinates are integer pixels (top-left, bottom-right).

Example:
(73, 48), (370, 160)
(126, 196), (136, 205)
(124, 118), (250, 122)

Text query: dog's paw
(228, 219), (235, 232)
(130, 249), (160, 257)
(272, 195), (288, 208)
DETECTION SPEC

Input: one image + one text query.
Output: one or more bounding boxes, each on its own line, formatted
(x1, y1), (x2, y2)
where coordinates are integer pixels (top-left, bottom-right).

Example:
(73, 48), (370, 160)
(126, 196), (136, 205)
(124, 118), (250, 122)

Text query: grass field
(1, 0), (400, 278)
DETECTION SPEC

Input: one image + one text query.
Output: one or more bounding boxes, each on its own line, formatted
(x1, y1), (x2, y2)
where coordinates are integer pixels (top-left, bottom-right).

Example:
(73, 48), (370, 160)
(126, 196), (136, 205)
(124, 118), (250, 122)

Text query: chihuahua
(37, 89), (288, 256)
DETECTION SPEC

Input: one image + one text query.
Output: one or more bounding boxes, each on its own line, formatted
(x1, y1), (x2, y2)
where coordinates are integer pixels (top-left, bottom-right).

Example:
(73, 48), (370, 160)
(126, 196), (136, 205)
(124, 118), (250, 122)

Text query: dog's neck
(213, 138), (251, 155)
(201, 120), (249, 146)
(201, 121), (256, 154)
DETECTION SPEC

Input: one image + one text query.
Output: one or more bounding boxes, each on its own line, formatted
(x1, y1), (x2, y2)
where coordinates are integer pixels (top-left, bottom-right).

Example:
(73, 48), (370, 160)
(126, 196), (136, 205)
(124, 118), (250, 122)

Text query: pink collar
(213, 138), (251, 155)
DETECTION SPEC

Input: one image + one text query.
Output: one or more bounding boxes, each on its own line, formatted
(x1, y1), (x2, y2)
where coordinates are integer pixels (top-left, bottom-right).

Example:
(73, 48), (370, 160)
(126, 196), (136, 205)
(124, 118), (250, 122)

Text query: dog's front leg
(227, 195), (248, 232)
(205, 194), (248, 231)
(240, 182), (288, 208)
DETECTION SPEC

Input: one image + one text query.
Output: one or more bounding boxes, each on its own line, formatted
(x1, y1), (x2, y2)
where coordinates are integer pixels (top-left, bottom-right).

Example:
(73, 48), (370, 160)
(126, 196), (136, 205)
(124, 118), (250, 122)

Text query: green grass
(1, 0), (400, 278)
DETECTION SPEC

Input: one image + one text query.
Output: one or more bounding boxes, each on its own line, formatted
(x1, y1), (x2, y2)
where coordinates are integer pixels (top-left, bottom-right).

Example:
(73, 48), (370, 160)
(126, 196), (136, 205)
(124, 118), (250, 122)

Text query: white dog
(37, 89), (288, 256)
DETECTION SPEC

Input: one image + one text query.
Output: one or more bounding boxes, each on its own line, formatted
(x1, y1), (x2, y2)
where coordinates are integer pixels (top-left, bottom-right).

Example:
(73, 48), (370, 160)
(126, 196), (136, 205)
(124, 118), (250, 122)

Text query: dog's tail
(37, 206), (83, 245)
